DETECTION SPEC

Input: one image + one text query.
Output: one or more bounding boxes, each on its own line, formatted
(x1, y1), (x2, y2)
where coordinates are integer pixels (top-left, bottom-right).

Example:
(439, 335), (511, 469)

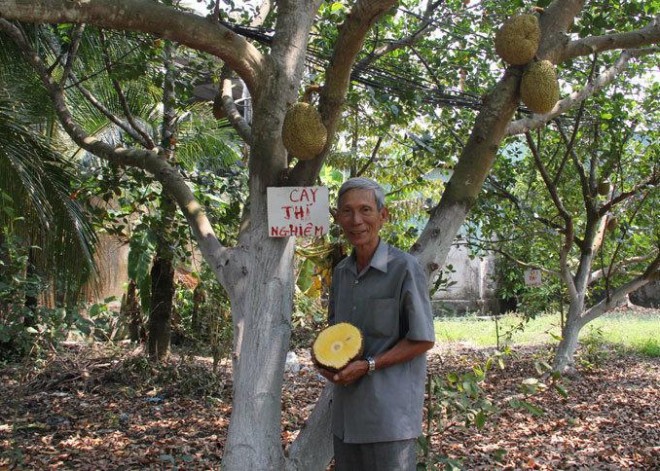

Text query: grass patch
(434, 309), (660, 357)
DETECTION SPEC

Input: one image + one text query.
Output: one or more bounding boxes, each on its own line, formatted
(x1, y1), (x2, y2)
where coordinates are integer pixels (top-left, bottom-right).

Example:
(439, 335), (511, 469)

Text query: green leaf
(553, 383), (569, 398)
(474, 410), (487, 429)
(330, 2), (344, 12)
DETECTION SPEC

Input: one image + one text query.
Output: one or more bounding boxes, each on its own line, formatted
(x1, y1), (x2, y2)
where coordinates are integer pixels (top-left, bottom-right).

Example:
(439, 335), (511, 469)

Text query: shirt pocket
(364, 297), (398, 338)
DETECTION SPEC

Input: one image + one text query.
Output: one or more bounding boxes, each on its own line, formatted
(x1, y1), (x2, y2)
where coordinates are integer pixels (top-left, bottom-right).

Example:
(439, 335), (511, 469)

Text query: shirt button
(354, 280), (359, 284)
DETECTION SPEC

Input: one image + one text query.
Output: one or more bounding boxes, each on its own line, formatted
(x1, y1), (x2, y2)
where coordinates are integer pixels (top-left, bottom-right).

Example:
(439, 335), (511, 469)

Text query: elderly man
(317, 177), (435, 471)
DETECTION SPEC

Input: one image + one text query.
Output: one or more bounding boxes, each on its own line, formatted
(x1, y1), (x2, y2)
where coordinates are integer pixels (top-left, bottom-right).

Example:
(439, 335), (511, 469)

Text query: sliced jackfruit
(495, 14), (540, 65)
(282, 102), (327, 161)
(312, 322), (363, 371)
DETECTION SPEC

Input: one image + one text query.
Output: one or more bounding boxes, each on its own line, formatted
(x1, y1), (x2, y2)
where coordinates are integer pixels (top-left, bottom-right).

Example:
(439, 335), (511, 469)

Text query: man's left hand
(314, 360), (368, 386)
(331, 360), (369, 386)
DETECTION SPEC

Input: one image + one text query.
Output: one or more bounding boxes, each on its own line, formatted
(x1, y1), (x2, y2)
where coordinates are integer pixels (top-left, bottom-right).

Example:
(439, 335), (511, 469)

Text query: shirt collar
(349, 239), (389, 275)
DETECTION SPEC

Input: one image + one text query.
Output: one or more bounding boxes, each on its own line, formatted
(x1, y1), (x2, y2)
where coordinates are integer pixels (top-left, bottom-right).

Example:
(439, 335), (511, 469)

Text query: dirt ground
(1, 340), (658, 470)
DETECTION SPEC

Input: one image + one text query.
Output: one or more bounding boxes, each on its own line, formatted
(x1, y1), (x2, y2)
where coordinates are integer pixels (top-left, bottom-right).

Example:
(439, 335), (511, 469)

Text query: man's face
(336, 188), (388, 250)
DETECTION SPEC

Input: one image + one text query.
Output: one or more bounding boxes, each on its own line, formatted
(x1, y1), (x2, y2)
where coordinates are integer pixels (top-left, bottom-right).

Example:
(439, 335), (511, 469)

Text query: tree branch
(506, 48), (655, 136)
(60, 23), (85, 86)
(353, 0), (443, 72)
(220, 67), (252, 144)
(467, 239), (562, 278)
(0, 17), (229, 280)
(355, 135), (384, 177)
(598, 170), (660, 217)
(582, 252), (660, 325)
(589, 252), (658, 284)
(525, 132), (577, 298)
(0, 0), (266, 99)
(74, 81), (153, 147)
(98, 29), (156, 149)
(287, 0), (399, 185)
(561, 15), (660, 62)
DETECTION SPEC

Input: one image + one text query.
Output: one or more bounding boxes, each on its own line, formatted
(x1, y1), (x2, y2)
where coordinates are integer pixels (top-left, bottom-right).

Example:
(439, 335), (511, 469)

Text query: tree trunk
(23, 246), (39, 327)
(122, 279), (143, 342)
(553, 301), (586, 372)
(221, 227), (296, 470)
(411, 71), (520, 276)
(146, 39), (178, 362)
(147, 254), (175, 361)
(190, 284), (206, 339)
(284, 385), (334, 471)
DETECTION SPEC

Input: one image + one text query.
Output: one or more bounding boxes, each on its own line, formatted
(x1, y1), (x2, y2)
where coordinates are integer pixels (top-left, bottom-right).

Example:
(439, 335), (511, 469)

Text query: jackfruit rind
(520, 60), (560, 114)
(312, 322), (364, 371)
(282, 102), (328, 160)
(495, 14), (540, 65)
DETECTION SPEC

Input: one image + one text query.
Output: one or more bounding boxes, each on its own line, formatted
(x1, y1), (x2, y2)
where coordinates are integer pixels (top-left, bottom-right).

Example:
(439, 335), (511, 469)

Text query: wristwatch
(366, 356), (376, 375)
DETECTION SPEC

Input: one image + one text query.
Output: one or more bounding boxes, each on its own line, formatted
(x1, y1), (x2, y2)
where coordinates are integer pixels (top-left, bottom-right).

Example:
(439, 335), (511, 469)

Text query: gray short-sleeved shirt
(328, 240), (435, 444)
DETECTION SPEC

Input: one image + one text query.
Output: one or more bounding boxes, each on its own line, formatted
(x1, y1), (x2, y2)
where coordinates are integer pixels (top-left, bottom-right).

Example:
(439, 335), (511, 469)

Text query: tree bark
(553, 302), (586, 372)
(411, 70), (520, 276)
(284, 386), (333, 471)
(221, 219), (296, 470)
(147, 254), (175, 361)
(122, 279), (143, 343)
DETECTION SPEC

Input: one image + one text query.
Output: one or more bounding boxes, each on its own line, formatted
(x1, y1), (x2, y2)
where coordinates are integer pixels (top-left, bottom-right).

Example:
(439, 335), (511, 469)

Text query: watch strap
(366, 356), (376, 375)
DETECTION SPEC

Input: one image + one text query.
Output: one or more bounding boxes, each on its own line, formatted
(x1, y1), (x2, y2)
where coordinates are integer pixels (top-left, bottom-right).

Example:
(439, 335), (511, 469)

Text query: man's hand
(315, 360), (368, 386)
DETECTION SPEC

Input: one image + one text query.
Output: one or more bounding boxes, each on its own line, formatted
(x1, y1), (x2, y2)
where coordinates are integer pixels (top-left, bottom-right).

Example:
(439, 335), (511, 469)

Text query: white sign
(524, 268), (543, 286)
(267, 186), (329, 238)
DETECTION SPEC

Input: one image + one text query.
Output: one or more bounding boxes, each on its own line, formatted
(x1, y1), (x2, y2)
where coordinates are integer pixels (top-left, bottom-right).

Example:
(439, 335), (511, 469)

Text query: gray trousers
(333, 435), (417, 471)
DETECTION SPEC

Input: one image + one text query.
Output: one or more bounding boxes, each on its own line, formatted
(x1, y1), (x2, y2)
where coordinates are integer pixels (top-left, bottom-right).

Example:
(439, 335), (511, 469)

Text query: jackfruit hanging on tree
(597, 180), (611, 196)
(312, 322), (364, 371)
(520, 60), (560, 114)
(494, 14), (541, 65)
(282, 102), (328, 160)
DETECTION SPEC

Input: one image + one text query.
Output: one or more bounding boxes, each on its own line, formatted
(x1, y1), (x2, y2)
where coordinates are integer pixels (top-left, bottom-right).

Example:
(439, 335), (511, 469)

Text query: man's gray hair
(337, 177), (386, 210)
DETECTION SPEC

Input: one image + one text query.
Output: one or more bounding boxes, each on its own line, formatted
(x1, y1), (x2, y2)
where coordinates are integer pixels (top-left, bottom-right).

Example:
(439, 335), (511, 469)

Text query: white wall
(431, 242), (498, 316)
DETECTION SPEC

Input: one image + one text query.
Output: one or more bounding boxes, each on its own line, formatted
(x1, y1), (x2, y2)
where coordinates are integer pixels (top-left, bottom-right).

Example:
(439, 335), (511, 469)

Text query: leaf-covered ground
(1, 341), (658, 470)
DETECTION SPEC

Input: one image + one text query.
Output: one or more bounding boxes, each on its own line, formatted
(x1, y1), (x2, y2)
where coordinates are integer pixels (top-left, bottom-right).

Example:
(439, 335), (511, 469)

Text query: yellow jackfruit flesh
(282, 102), (328, 161)
(495, 14), (540, 65)
(520, 60), (560, 114)
(312, 322), (364, 371)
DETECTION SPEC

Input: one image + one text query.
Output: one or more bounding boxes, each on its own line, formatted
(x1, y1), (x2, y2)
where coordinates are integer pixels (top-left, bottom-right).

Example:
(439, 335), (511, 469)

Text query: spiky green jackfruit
(520, 60), (560, 114)
(282, 103), (327, 160)
(495, 14), (541, 65)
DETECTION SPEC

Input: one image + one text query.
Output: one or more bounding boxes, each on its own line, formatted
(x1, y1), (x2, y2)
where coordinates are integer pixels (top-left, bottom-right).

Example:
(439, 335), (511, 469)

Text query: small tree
(471, 90), (659, 372)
